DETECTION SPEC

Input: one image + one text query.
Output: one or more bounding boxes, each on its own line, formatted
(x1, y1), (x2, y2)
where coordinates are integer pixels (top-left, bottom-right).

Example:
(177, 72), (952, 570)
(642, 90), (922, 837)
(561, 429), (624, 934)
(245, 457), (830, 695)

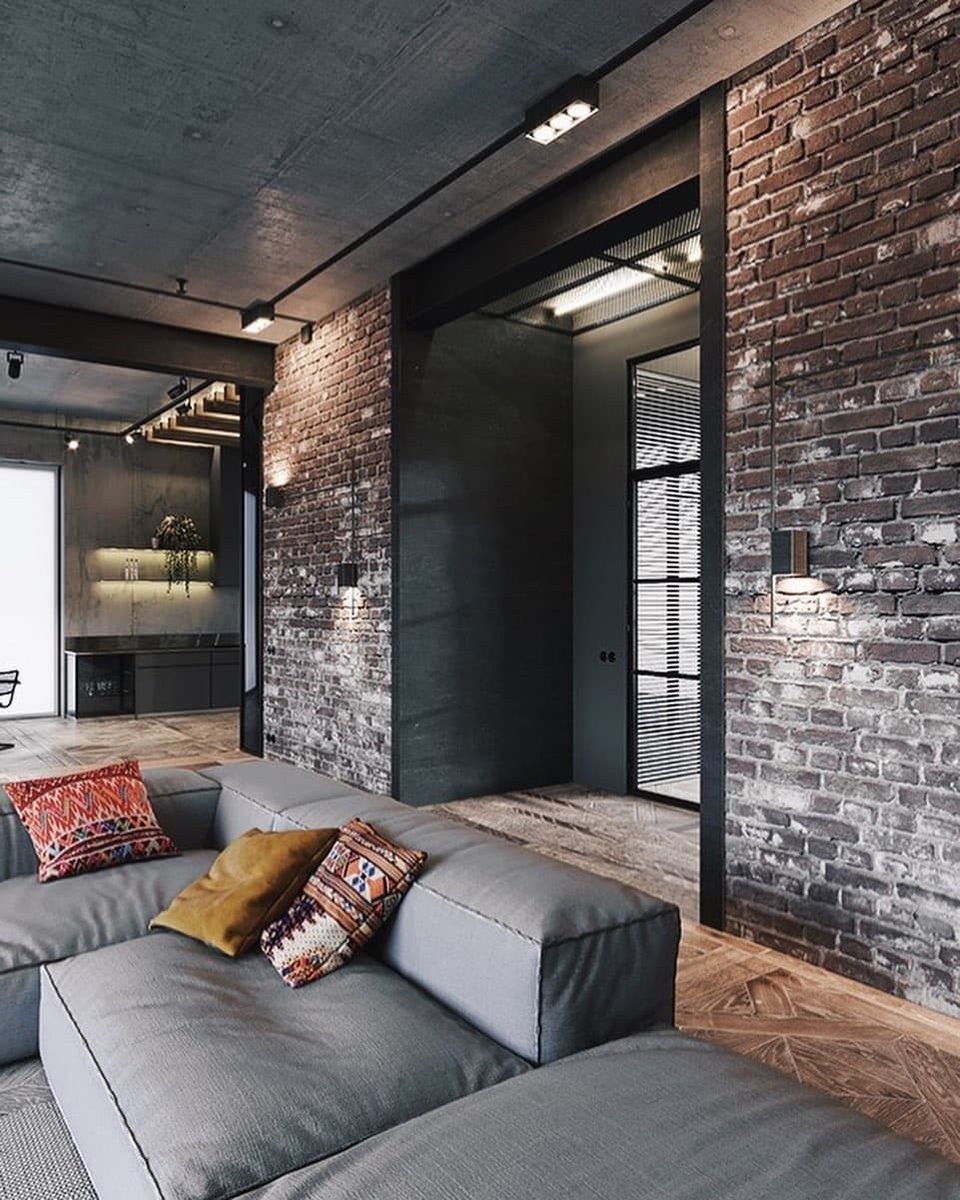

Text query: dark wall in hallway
(395, 314), (573, 806)
(725, 0), (960, 1018)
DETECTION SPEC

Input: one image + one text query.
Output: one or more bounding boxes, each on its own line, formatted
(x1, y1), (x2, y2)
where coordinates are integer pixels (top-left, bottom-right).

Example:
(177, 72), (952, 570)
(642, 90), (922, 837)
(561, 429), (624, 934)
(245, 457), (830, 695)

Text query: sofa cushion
(0, 848), (216, 1064)
(262, 819), (426, 986)
(4, 760), (178, 882)
(151, 827), (337, 957)
(241, 1029), (960, 1200)
(200, 759), (365, 849)
(40, 932), (528, 1200)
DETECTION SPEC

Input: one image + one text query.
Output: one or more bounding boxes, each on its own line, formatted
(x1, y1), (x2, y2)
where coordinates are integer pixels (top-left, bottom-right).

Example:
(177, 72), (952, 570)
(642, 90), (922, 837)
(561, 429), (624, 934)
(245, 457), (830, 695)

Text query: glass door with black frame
(630, 350), (701, 807)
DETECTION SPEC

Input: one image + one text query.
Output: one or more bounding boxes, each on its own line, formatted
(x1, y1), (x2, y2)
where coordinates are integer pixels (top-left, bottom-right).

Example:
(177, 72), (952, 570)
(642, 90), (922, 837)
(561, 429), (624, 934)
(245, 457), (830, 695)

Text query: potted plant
(154, 515), (202, 595)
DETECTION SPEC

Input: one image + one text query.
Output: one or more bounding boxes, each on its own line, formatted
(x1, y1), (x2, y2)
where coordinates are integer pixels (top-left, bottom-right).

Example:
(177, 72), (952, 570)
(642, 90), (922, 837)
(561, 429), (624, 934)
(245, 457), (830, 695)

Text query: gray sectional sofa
(3, 759), (959, 1200)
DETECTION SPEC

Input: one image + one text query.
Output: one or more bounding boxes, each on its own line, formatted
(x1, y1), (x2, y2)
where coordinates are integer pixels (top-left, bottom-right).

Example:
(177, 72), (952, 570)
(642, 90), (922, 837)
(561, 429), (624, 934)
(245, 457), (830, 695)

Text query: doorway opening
(0, 353), (255, 777)
(395, 193), (705, 922)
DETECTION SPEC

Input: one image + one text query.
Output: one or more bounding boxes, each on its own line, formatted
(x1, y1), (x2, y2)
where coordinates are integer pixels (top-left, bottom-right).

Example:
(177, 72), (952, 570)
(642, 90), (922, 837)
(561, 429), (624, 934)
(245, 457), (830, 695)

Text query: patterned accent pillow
(4, 760), (178, 883)
(261, 819), (427, 988)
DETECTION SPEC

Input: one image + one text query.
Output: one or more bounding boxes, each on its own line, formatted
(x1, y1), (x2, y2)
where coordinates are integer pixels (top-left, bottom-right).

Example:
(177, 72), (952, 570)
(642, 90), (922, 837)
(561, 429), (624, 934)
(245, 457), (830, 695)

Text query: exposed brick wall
(725, 0), (960, 1015)
(262, 288), (392, 793)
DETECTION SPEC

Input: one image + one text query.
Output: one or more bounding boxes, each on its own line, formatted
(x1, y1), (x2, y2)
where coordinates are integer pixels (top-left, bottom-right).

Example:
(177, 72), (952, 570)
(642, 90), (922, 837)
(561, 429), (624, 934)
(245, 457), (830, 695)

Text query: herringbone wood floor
(441, 786), (960, 1165)
(1, 722), (958, 1166)
(0, 710), (248, 783)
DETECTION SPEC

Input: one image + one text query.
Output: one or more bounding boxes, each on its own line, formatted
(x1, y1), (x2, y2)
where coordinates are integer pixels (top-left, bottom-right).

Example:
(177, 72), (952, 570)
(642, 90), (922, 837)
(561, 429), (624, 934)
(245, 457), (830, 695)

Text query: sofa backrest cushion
(200, 761), (681, 1065)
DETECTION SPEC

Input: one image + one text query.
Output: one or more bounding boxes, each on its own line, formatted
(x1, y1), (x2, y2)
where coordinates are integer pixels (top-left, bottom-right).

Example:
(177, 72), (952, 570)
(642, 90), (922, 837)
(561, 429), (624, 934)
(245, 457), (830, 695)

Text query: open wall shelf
(89, 547), (215, 585)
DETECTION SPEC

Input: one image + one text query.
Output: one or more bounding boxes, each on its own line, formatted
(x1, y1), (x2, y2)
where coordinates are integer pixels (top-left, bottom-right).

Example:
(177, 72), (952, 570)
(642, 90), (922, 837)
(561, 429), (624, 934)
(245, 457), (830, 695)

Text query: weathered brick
(262, 288), (392, 793)
(726, 0), (960, 1019)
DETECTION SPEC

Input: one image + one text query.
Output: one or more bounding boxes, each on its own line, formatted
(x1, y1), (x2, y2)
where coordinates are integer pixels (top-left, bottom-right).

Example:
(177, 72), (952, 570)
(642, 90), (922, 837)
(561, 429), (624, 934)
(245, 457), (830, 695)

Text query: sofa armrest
(376, 834), (680, 1065)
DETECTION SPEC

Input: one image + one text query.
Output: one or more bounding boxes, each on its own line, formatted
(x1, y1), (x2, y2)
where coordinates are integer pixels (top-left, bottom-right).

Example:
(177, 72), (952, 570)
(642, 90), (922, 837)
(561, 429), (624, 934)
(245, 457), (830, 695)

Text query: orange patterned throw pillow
(261, 819), (426, 988)
(4, 760), (178, 883)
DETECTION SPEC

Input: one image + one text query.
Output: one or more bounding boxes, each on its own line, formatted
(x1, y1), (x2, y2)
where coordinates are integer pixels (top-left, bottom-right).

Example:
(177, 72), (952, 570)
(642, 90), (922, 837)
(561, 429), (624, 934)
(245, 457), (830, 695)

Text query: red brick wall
(262, 288), (392, 793)
(725, 0), (960, 1015)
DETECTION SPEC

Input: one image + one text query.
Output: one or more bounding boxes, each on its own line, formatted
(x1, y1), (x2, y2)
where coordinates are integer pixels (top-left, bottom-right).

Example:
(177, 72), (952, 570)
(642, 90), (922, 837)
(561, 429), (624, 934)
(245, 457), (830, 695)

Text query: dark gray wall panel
(396, 314), (572, 806)
(572, 295), (699, 793)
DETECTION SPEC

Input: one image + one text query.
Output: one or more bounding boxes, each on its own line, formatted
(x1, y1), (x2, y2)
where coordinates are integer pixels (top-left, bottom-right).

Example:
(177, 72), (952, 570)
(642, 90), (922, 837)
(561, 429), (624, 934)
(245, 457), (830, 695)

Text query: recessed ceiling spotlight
(65, 435), (80, 451)
(6, 351), (23, 380)
(241, 299), (276, 334)
(524, 75), (599, 147)
(268, 15), (287, 29)
(718, 23), (739, 39)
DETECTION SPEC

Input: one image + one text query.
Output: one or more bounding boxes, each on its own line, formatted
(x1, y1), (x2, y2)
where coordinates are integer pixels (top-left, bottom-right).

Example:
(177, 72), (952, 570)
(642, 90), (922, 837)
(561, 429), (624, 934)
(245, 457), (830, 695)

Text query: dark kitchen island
(64, 635), (240, 718)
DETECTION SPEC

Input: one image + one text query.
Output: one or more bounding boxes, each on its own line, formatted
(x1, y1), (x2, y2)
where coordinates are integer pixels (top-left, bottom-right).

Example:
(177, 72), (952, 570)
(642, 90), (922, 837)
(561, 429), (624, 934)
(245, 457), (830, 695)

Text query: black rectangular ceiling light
(240, 299), (275, 334)
(524, 76), (599, 146)
(336, 562), (359, 588)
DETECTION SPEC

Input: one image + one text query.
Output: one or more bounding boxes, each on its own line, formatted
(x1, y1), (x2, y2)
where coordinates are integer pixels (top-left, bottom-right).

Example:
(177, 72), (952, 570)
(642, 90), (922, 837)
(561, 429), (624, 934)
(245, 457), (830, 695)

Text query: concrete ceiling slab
(0, 354), (186, 425)
(0, 0), (853, 345)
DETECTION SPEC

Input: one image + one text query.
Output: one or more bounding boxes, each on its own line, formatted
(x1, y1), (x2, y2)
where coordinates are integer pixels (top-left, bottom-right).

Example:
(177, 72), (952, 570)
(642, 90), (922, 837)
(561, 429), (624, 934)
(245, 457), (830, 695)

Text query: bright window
(0, 462), (59, 716)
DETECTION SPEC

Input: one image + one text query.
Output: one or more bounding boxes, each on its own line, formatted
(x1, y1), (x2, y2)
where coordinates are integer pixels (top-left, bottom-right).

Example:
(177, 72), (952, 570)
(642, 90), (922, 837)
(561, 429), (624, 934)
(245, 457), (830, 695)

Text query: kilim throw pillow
(261, 818), (427, 988)
(4, 760), (178, 883)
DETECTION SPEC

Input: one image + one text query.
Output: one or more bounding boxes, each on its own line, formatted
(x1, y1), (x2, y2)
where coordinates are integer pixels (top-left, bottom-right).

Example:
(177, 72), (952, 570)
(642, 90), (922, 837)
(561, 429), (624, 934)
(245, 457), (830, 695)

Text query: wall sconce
(336, 563), (359, 589)
(768, 331), (828, 624)
(772, 529), (829, 595)
(264, 485), (286, 509)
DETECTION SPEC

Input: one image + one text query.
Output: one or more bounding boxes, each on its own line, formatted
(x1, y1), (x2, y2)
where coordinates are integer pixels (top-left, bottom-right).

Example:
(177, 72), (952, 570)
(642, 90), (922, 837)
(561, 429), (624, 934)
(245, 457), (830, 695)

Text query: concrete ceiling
(0, 354), (187, 426)
(0, 0), (852, 345)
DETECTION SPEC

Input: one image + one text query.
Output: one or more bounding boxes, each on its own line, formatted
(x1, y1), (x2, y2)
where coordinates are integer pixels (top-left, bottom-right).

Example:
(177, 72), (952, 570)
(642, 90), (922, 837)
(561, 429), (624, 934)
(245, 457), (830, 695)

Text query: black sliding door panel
(631, 366), (701, 804)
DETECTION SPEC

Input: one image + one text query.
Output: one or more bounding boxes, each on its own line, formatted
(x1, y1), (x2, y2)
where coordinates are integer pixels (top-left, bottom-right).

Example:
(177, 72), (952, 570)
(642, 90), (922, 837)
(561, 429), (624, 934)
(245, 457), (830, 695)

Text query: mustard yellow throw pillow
(151, 827), (337, 957)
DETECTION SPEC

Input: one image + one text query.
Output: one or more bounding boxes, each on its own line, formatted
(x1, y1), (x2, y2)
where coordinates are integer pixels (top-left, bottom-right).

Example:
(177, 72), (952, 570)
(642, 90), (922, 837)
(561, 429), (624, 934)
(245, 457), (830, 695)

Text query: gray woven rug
(0, 1061), (93, 1200)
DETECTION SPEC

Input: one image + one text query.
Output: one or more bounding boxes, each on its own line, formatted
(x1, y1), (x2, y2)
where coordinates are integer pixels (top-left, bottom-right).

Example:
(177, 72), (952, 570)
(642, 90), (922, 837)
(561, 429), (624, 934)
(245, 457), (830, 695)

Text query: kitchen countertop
(64, 635), (240, 656)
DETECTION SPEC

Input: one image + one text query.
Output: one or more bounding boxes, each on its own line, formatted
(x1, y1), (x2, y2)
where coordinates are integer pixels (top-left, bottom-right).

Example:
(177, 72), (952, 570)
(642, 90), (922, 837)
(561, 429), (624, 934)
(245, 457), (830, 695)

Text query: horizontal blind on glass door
(632, 366), (701, 795)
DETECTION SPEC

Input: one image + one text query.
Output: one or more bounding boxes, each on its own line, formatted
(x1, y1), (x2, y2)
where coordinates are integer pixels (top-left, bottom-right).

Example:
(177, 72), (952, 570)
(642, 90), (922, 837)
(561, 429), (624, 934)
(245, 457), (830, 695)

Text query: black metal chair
(0, 669), (20, 751)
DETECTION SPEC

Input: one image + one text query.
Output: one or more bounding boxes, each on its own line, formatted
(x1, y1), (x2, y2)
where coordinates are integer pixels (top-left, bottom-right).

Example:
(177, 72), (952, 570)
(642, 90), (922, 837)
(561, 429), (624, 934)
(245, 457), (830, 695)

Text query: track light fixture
(176, 401), (192, 417)
(524, 76), (599, 146)
(241, 300), (275, 334)
(167, 376), (189, 402)
(6, 351), (23, 380)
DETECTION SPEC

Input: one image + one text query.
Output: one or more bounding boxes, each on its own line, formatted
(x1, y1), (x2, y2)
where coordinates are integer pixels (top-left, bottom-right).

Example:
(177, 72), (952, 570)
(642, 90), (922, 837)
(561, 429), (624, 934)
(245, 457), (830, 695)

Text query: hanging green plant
(154, 514), (201, 595)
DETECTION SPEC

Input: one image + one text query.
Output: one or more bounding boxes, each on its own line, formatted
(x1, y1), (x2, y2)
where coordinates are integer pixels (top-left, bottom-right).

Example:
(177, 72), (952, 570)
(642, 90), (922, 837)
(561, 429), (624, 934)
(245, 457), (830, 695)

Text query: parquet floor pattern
(442, 786), (960, 1166)
(0, 710), (248, 783)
